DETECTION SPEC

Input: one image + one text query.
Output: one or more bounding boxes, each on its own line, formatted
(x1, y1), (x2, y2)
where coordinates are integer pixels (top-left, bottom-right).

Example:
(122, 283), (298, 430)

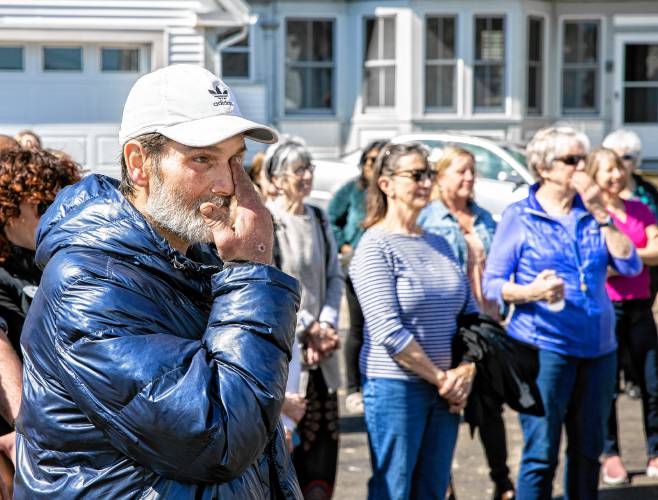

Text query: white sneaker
(345, 392), (364, 415)
(647, 458), (658, 477)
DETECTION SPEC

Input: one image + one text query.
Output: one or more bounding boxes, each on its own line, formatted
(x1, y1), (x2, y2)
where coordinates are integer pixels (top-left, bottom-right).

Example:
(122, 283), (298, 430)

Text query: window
(0, 46), (23, 71)
(527, 17), (544, 115)
(459, 143), (519, 182)
(562, 20), (599, 114)
(101, 48), (139, 72)
(363, 17), (396, 108)
(623, 44), (658, 124)
(285, 19), (334, 112)
(474, 16), (505, 112)
(43, 47), (82, 71)
(219, 28), (249, 79)
(425, 16), (457, 111)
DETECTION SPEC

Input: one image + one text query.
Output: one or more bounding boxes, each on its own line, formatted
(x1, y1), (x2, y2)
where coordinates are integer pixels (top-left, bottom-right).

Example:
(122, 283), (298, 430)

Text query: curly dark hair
(0, 148), (82, 262)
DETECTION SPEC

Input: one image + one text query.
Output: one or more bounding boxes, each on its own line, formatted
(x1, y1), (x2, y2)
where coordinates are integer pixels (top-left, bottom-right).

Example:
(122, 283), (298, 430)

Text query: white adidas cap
(119, 64), (277, 147)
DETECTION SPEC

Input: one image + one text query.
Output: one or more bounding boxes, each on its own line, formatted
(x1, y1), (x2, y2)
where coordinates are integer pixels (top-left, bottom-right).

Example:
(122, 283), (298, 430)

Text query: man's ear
(123, 141), (150, 188)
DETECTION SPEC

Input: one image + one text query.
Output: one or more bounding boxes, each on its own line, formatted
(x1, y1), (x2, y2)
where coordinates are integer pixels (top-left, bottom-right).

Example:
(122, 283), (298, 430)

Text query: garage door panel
(0, 83), (39, 121)
(92, 82), (134, 122)
(42, 135), (87, 164)
(31, 83), (96, 123)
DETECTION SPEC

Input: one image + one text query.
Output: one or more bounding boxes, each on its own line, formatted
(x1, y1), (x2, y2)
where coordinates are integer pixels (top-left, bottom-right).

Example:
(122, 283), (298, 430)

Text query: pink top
(606, 199), (656, 301)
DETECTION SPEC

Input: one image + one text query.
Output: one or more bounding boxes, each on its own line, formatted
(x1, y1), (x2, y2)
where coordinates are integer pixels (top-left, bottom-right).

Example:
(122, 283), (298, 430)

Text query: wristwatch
(597, 215), (614, 228)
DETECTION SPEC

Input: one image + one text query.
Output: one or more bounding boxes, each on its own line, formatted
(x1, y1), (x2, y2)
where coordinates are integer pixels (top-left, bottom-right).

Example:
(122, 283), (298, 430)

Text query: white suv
(308, 133), (534, 220)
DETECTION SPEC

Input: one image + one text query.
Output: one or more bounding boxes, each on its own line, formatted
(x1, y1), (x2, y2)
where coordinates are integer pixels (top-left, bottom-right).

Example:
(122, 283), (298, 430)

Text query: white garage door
(0, 42), (150, 175)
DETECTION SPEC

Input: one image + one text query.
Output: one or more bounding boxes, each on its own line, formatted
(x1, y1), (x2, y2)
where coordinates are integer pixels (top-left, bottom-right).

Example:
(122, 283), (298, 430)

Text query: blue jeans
(362, 377), (459, 500)
(517, 350), (616, 500)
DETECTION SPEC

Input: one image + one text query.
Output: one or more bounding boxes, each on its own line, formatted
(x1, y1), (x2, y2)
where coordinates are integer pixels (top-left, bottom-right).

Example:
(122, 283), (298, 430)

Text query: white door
(613, 33), (658, 164)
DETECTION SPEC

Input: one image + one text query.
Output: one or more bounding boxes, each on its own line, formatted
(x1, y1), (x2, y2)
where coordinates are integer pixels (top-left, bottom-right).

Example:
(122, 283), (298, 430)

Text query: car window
(451, 143), (520, 182)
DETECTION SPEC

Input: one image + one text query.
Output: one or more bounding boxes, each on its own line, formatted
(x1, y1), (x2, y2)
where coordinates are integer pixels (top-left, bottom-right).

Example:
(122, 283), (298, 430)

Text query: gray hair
(263, 135), (313, 180)
(526, 125), (590, 180)
(602, 129), (642, 167)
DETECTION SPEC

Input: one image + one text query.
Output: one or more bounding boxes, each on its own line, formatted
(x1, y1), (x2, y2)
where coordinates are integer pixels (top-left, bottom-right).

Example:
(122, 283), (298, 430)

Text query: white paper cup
(546, 298), (565, 312)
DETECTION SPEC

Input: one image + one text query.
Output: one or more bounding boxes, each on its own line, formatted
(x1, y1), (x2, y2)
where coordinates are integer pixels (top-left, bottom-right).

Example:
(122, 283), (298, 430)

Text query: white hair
(525, 125), (590, 180)
(602, 129), (642, 167)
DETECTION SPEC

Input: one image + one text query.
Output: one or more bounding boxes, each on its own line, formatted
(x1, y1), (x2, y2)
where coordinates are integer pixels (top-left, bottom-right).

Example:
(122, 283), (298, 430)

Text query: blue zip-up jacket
(418, 199), (497, 274)
(15, 175), (303, 499)
(483, 184), (642, 358)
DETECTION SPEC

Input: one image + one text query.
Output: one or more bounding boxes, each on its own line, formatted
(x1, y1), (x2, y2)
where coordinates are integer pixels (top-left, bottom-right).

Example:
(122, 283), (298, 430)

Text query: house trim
(556, 13), (607, 119)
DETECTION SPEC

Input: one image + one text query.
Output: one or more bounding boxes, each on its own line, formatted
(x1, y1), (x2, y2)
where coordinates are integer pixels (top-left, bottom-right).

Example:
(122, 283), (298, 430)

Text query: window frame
(284, 17), (336, 115)
(472, 15), (507, 114)
(526, 15), (545, 116)
(0, 45), (25, 72)
(42, 45), (84, 72)
(362, 15), (397, 111)
(99, 46), (141, 73)
(424, 14), (458, 113)
(219, 27), (252, 81)
(559, 16), (604, 116)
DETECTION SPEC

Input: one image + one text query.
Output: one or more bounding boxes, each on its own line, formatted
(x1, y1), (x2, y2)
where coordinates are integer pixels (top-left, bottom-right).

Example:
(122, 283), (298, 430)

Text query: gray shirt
(268, 201), (344, 391)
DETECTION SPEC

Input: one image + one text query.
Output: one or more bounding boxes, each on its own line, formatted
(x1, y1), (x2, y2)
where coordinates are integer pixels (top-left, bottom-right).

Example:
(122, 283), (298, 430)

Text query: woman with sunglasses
(483, 126), (641, 500)
(418, 146), (513, 500)
(263, 137), (344, 500)
(350, 142), (478, 499)
(327, 139), (387, 415)
(585, 148), (658, 485)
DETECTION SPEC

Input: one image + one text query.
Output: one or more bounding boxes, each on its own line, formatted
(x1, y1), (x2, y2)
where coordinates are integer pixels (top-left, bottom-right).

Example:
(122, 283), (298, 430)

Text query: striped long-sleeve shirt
(349, 228), (478, 381)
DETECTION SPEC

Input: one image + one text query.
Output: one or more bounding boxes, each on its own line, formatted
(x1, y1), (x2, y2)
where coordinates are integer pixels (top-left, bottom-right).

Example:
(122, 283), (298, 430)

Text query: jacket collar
(427, 198), (488, 223)
(524, 183), (590, 220)
(36, 175), (218, 297)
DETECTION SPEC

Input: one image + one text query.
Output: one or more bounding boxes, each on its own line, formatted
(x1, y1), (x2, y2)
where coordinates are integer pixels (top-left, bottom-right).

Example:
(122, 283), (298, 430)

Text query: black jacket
(453, 313), (544, 434)
(0, 245), (40, 356)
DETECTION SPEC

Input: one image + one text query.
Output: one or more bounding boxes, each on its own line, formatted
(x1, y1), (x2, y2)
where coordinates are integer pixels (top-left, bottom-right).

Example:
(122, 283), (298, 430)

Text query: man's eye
(193, 156), (209, 163)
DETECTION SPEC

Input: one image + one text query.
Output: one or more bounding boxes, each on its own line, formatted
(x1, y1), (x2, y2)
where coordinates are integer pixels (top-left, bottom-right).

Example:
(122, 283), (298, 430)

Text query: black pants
(604, 299), (658, 457)
(292, 369), (339, 499)
(478, 395), (513, 492)
(344, 275), (364, 394)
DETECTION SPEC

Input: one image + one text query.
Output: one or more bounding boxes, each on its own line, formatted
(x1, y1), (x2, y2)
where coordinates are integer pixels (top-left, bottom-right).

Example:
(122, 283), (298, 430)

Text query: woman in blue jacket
(483, 126), (642, 500)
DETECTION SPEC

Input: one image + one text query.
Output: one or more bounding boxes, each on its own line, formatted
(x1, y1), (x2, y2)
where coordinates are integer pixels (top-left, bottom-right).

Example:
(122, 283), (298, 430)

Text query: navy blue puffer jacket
(14, 175), (303, 499)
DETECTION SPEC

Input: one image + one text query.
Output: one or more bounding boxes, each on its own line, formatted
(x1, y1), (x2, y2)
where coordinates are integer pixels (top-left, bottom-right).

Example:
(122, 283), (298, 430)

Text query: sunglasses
(555, 155), (586, 166)
(288, 164), (315, 177)
(392, 169), (437, 183)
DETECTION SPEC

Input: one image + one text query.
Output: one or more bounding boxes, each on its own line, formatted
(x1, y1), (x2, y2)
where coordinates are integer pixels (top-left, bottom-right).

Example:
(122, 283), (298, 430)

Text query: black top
(0, 245), (41, 356)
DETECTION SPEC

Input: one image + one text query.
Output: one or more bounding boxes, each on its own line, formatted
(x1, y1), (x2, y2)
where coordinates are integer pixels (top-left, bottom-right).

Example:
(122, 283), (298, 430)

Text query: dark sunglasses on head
(555, 155), (586, 166)
(392, 169), (437, 183)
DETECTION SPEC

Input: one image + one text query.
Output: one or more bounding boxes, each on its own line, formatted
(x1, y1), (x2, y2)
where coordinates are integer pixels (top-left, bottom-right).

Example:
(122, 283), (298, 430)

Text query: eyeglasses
(288, 164), (315, 177)
(554, 155), (586, 166)
(392, 169), (437, 183)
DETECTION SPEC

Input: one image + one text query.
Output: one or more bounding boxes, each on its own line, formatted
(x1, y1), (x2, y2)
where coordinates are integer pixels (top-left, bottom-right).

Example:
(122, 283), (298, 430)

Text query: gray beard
(145, 170), (231, 246)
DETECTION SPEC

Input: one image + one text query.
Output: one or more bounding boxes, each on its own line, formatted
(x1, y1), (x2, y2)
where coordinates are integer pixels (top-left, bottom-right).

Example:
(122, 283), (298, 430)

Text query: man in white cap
(14, 64), (303, 499)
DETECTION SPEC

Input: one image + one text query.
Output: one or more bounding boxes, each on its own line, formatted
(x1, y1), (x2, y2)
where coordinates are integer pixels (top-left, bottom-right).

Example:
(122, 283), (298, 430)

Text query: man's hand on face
(200, 156), (274, 265)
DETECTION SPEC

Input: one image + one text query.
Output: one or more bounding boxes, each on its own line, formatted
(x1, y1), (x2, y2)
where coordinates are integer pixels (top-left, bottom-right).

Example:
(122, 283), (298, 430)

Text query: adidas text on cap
(119, 64), (277, 147)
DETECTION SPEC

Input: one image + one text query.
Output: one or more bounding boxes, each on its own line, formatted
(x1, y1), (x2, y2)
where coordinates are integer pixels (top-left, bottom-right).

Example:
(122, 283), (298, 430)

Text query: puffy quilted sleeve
(51, 261), (300, 483)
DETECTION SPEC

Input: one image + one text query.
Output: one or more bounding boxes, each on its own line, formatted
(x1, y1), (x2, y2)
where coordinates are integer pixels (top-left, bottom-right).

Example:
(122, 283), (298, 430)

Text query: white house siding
(245, 0), (658, 165)
(0, 0), (243, 173)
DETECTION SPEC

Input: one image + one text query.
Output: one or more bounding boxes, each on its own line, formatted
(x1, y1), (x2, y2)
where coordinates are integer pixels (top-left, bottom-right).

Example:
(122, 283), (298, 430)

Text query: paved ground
(333, 390), (658, 499)
(331, 301), (658, 499)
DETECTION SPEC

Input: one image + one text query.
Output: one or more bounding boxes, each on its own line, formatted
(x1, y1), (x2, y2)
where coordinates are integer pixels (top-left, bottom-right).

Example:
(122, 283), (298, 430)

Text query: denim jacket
(483, 184), (642, 358)
(418, 199), (497, 274)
